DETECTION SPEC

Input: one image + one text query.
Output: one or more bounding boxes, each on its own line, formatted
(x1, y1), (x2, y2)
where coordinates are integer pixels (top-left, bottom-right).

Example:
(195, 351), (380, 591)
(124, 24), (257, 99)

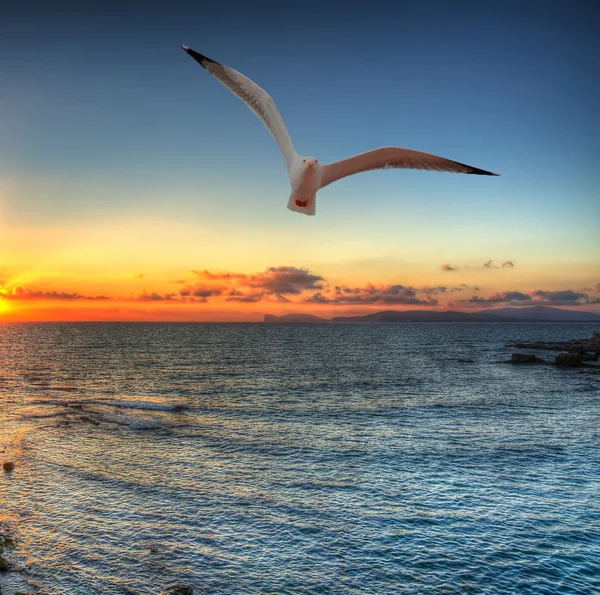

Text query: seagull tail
(287, 193), (316, 216)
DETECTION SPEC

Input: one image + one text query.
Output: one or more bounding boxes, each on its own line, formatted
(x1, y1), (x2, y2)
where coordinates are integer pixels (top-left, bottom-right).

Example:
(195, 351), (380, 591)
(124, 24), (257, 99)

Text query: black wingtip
(454, 160), (500, 176)
(180, 45), (218, 69)
(475, 167), (501, 176)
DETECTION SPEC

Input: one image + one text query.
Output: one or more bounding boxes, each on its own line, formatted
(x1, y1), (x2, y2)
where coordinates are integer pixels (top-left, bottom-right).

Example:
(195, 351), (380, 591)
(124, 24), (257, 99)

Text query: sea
(0, 322), (599, 595)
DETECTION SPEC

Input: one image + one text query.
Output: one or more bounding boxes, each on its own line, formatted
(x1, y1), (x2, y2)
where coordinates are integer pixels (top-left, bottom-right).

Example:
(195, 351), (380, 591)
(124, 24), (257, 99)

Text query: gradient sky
(1, 0), (599, 321)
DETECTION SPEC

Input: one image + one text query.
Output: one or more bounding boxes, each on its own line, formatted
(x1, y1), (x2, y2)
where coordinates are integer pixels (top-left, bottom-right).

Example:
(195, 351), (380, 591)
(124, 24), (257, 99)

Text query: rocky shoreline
(504, 331), (600, 368)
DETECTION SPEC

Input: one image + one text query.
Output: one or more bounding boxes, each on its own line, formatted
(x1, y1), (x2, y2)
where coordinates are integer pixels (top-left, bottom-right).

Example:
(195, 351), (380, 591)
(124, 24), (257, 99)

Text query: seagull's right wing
(320, 146), (499, 189)
(181, 46), (298, 172)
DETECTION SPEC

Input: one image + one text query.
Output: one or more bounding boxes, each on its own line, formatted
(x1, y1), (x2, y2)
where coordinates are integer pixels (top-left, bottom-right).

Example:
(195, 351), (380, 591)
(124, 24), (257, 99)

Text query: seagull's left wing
(320, 146), (499, 189)
(181, 45), (298, 172)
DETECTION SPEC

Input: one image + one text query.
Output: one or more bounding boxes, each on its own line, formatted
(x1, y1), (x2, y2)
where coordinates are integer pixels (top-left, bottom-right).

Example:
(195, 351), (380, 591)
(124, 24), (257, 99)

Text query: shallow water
(0, 322), (599, 594)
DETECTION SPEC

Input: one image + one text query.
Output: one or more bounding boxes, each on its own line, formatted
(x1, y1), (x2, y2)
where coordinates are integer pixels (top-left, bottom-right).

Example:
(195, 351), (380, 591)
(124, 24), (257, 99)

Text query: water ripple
(0, 322), (599, 594)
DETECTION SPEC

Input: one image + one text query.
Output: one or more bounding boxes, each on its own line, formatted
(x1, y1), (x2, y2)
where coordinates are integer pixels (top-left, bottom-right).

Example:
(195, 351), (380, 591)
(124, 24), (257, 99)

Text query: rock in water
(582, 352), (599, 361)
(0, 555), (10, 571)
(165, 587), (193, 595)
(511, 353), (538, 363)
(2, 462), (14, 473)
(555, 352), (583, 366)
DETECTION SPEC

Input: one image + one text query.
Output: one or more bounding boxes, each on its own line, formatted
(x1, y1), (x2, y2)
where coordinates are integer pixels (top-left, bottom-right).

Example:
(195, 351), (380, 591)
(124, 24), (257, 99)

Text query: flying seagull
(181, 45), (499, 216)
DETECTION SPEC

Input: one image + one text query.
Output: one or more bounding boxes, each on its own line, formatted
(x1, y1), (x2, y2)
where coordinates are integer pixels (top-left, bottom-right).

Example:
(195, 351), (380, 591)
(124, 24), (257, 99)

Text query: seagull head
(302, 157), (318, 169)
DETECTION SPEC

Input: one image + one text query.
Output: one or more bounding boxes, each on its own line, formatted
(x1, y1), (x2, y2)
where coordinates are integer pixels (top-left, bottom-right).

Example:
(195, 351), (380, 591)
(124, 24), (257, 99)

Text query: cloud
(529, 289), (588, 305)
(129, 273), (144, 279)
(463, 296), (487, 304)
(0, 286), (109, 301)
(422, 286), (447, 295)
(226, 291), (266, 303)
(304, 283), (437, 306)
(179, 284), (223, 298)
(458, 260), (515, 272)
(180, 266), (324, 303)
(596, 283), (600, 293)
(440, 264), (456, 272)
(463, 288), (590, 306)
(135, 292), (177, 302)
(481, 260), (515, 270)
(244, 266), (324, 295)
(491, 291), (531, 302)
(462, 291), (532, 304)
(190, 269), (247, 281)
(423, 284), (480, 296)
(174, 266), (486, 306)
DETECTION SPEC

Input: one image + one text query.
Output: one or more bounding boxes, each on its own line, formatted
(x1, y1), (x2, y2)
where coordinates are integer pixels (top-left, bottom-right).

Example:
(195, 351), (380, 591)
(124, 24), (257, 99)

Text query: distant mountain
(331, 309), (518, 323)
(480, 305), (600, 322)
(264, 313), (329, 323)
(263, 306), (600, 323)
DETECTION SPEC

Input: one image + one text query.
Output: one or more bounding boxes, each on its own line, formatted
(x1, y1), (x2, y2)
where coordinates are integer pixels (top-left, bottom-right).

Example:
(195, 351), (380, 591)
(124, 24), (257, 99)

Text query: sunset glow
(1, 2), (598, 322)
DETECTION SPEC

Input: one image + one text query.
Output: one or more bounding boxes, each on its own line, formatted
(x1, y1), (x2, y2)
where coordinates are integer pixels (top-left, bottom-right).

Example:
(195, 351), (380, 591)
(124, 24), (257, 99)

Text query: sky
(1, 0), (599, 321)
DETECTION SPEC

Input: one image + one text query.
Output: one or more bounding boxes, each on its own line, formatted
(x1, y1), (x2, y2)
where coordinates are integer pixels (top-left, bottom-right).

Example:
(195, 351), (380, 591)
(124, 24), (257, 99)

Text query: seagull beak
(307, 161), (315, 167)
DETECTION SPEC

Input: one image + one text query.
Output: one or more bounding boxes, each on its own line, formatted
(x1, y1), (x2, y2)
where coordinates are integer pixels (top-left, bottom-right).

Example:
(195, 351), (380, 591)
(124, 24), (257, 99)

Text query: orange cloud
(2, 266), (598, 322)
(0, 285), (109, 301)
(180, 266), (324, 302)
(135, 291), (178, 302)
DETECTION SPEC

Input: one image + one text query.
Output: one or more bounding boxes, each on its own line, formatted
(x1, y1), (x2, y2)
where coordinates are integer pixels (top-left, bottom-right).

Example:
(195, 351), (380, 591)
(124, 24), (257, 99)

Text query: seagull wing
(320, 146), (499, 189)
(181, 46), (298, 172)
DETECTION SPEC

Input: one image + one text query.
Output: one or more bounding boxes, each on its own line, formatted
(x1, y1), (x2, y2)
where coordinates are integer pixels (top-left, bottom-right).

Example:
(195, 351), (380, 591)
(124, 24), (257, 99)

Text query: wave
(91, 400), (186, 412)
(31, 398), (186, 412)
(101, 413), (165, 430)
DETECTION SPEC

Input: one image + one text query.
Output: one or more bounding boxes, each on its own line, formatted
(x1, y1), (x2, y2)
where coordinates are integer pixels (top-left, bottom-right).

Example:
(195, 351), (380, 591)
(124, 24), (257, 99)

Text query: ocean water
(0, 322), (599, 595)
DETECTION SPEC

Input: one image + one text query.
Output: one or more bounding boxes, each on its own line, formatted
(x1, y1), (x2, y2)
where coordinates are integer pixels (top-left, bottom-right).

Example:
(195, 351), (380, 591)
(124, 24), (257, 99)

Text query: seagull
(181, 45), (499, 216)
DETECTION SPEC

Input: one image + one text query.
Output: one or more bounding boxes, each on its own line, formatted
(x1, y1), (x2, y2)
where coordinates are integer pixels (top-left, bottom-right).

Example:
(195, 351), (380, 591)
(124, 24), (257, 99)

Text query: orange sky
(1, 215), (599, 321)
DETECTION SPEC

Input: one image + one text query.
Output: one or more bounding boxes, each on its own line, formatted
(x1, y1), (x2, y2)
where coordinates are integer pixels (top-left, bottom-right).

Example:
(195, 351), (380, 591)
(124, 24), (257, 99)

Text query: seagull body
(181, 45), (499, 216)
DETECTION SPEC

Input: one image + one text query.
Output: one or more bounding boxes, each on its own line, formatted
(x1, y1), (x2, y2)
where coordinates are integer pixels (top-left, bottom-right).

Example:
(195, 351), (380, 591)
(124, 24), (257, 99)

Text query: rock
(164, 586), (193, 595)
(511, 353), (538, 363)
(508, 342), (568, 351)
(581, 352), (599, 362)
(507, 332), (600, 354)
(555, 352), (583, 366)
(0, 555), (10, 571)
(457, 359), (474, 363)
(80, 416), (100, 426)
(1, 537), (14, 550)
(2, 462), (14, 473)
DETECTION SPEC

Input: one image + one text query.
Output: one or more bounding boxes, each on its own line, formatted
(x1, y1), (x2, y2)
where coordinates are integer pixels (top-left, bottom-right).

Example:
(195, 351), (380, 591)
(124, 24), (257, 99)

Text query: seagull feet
(295, 197), (308, 208)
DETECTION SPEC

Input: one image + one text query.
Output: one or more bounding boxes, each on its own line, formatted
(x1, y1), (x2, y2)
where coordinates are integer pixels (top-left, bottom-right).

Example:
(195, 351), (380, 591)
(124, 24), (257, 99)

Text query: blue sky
(1, 0), (599, 320)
